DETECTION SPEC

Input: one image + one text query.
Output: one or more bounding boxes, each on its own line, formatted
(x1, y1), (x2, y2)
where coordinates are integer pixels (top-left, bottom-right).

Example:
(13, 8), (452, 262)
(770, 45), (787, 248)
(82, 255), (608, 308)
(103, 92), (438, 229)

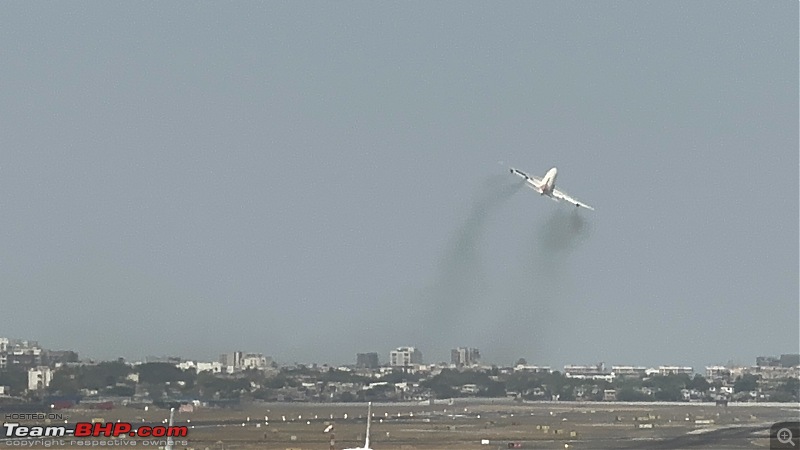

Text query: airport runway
(2, 401), (797, 449)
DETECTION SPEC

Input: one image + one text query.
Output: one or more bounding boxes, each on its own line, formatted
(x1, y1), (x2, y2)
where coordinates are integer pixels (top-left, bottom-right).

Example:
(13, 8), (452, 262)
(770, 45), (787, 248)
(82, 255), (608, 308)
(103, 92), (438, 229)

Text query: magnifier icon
(778, 427), (795, 446)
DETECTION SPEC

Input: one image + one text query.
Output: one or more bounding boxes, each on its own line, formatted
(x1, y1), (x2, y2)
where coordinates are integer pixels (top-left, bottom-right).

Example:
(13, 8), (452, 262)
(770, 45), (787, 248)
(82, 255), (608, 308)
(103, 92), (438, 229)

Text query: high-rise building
(356, 352), (379, 369)
(780, 354), (800, 367)
(220, 351), (243, 372)
(390, 347), (423, 367)
(3, 339), (42, 368)
(450, 347), (480, 367)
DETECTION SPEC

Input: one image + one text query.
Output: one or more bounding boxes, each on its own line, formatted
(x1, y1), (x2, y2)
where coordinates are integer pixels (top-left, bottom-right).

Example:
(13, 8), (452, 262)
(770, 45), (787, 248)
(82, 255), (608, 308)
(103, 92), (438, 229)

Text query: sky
(1, 2), (797, 371)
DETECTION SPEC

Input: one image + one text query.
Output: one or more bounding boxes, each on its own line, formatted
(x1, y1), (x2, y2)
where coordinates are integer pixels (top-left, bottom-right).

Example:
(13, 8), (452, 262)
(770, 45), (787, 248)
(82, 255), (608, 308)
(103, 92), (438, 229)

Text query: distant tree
(378, 370), (422, 384)
(654, 387), (681, 401)
(646, 375), (687, 401)
(768, 391), (796, 402)
(505, 372), (542, 393)
(137, 363), (190, 385)
(263, 373), (297, 389)
(147, 383), (165, 400)
(775, 378), (799, 401)
(616, 388), (652, 402)
(81, 361), (133, 389)
(733, 374), (759, 393)
(645, 374), (689, 401)
(362, 383), (393, 401)
(613, 376), (643, 390)
(558, 385), (575, 401)
(481, 380), (507, 398)
(777, 378), (799, 394)
(48, 367), (80, 396)
(195, 372), (250, 400)
(105, 385), (135, 396)
(688, 374), (710, 392)
(0, 368), (29, 396)
(322, 368), (370, 384)
(516, 358), (527, 366)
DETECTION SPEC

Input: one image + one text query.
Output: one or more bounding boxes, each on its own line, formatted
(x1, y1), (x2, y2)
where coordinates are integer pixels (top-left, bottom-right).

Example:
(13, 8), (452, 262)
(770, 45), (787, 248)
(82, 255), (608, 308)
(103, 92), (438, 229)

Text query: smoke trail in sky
(496, 208), (593, 364)
(416, 174), (523, 346)
(537, 209), (591, 264)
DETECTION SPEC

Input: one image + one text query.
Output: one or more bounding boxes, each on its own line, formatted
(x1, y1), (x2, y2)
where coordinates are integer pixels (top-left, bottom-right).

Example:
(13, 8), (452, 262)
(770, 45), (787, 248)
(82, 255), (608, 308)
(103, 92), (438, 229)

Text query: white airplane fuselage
(537, 167), (558, 196)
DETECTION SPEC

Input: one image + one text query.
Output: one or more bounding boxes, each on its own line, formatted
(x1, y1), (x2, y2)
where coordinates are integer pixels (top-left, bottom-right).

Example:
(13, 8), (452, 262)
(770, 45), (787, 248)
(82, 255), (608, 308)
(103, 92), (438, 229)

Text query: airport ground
(3, 400), (798, 449)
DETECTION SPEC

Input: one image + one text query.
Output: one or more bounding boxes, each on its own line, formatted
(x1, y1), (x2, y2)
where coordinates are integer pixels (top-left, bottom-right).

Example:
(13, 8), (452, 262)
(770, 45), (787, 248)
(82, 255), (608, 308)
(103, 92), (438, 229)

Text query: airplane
(165, 408), (175, 450)
(343, 402), (373, 450)
(510, 166), (594, 210)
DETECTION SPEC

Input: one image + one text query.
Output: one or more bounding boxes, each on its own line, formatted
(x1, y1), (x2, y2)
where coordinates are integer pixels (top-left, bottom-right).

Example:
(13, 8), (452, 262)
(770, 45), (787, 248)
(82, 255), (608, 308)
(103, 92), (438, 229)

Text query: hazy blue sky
(1, 2), (797, 370)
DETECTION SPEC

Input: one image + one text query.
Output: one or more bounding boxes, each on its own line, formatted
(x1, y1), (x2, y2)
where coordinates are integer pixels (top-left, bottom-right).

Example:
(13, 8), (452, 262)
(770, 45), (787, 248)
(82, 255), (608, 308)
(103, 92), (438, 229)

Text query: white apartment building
(564, 363), (614, 381)
(390, 347), (423, 367)
(242, 353), (271, 370)
(178, 360), (223, 373)
(705, 366), (732, 380)
(27, 366), (53, 391)
(611, 366), (648, 378)
(658, 366), (693, 376)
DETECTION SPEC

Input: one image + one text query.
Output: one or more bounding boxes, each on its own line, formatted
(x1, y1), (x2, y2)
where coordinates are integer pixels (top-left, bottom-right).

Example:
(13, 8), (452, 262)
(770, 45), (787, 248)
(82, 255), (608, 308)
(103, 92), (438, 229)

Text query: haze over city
(1, 2), (797, 371)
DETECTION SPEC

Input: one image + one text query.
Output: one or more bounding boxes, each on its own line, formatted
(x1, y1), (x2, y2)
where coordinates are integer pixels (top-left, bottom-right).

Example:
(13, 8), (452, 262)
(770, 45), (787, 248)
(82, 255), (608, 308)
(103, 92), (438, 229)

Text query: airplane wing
(509, 168), (544, 191)
(552, 188), (595, 211)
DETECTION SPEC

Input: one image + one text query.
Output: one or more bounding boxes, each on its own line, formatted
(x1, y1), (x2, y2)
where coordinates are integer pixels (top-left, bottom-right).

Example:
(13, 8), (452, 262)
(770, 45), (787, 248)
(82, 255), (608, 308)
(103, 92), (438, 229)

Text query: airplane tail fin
(364, 402), (372, 448)
(165, 407), (175, 450)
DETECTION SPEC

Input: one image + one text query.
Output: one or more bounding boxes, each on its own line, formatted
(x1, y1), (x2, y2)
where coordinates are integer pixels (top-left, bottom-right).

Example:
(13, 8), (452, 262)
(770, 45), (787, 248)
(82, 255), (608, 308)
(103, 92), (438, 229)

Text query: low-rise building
(242, 353), (271, 370)
(564, 363), (614, 382)
(706, 366), (732, 381)
(754, 365), (800, 380)
(612, 366), (647, 378)
(177, 360), (223, 373)
(514, 364), (552, 373)
(658, 366), (693, 376)
(27, 366), (53, 391)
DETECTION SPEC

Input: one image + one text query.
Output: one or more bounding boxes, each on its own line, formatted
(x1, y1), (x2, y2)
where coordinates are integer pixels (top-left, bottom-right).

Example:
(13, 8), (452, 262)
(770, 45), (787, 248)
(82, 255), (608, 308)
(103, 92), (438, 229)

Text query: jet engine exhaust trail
(416, 174), (524, 345)
(497, 208), (593, 363)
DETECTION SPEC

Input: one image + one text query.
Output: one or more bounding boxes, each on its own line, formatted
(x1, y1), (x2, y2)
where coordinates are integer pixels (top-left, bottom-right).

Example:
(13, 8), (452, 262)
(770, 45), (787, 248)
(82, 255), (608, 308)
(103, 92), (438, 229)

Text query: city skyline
(3, 335), (796, 373)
